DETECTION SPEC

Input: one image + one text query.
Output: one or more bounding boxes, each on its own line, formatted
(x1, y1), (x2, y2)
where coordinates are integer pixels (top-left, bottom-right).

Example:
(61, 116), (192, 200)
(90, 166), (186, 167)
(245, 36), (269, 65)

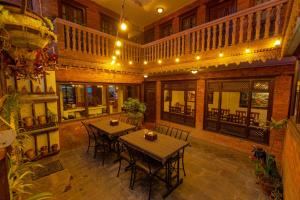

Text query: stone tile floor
(32, 122), (267, 200)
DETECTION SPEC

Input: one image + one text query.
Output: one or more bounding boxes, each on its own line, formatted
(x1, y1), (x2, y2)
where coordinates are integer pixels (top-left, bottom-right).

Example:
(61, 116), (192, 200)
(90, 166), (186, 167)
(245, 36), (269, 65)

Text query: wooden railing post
(65, 25), (70, 50)
(264, 8), (272, 39)
(274, 4), (282, 36)
(239, 16), (245, 43)
(255, 10), (262, 40)
(232, 18), (237, 45)
(218, 23), (223, 48)
(225, 20), (230, 47)
(247, 13), (253, 41)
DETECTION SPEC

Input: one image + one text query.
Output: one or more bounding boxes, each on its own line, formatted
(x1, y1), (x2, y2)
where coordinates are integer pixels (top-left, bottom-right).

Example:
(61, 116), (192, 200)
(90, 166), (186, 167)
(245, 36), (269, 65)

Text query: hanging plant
(0, 3), (57, 80)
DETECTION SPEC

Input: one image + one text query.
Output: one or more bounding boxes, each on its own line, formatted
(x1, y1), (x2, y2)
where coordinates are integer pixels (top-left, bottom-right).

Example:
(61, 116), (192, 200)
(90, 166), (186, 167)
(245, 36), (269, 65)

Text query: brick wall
(153, 64), (294, 155)
(55, 69), (143, 84)
(282, 121), (300, 200)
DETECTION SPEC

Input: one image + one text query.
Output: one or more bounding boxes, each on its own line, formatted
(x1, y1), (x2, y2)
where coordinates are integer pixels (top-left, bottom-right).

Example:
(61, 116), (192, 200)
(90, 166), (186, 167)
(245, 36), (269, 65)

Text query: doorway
(144, 82), (156, 122)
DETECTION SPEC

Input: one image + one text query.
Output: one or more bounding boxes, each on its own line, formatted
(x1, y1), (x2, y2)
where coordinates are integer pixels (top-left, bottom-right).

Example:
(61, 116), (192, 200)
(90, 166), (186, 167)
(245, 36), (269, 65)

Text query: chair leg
(148, 175), (153, 200)
(182, 153), (186, 176)
(87, 138), (90, 153)
(131, 167), (137, 189)
(129, 167), (135, 189)
(93, 145), (97, 159)
(117, 159), (122, 177)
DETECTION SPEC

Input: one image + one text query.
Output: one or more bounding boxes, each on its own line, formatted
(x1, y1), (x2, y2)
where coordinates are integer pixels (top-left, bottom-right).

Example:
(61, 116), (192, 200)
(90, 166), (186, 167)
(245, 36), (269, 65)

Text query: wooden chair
(152, 123), (170, 135)
(250, 112), (260, 125)
(235, 110), (247, 124)
(118, 113), (128, 123)
(167, 127), (190, 176)
(81, 121), (95, 153)
(124, 144), (163, 200)
(87, 123), (111, 166)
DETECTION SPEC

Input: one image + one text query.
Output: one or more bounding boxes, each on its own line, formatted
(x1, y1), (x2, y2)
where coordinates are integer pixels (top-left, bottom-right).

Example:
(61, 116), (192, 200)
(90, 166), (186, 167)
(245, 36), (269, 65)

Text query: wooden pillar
(156, 81), (161, 123)
(0, 157), (10, 200)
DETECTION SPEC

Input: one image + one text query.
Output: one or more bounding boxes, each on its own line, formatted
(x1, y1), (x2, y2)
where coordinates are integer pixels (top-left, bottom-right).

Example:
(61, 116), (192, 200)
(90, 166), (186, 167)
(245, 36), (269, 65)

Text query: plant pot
(25, 149), (35, 160)
(0, 148), (6, 160)
(23, 117), (33, 128)
(40, 146), (48, 157)
(260, 177), (275, 195)
(51, 144), (59, 152)
(38, 115), (47, 125)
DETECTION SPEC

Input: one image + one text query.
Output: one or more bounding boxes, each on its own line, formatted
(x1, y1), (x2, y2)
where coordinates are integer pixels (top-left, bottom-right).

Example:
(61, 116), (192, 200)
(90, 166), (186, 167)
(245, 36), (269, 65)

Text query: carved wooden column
(65, 25), (70, 50)
(201, 29), (205, 51)
(207, 27), (211, 50)
(247, 13), (253, 42)
(239, 16), (244, 44)
(232, 18), (237, 45)
(212, 25), (217, 49)
(274, 4), (282, 36)
(225, 20), (229, 47)
(218, 23), (223, 48)
(255, 10), (262, 40)
(264, 8), (272, 39)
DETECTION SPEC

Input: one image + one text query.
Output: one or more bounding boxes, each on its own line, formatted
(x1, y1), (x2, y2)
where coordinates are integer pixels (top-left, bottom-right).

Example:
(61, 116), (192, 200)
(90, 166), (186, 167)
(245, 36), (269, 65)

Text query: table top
(89, 120), (136, 137)
(119, 129), (189, 164)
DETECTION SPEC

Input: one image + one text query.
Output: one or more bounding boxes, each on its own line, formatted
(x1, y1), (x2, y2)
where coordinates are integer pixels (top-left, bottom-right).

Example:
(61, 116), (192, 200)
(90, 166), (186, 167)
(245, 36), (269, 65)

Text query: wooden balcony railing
(143, 0), (287, 63)
(55, 18), (142, 65)
(54, 0), (287, 72)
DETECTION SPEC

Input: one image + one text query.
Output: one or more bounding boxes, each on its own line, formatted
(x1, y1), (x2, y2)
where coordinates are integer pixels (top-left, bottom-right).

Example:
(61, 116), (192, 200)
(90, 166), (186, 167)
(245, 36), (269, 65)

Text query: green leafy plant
(0, 92), (20, 125)
(7, 155), (52, 200)
(122, 98), (146, 119)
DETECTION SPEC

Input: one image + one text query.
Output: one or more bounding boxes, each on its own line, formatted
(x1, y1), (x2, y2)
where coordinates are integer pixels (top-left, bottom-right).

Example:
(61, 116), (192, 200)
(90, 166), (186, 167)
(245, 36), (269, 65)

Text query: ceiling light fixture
(144, 61), (148, 65)
(111, 60), (116, 65)
(112, 55), (117, 60)
(191, 70), (198, 74)
(245, 48), (251, 53)
(115, 50), (121, 55)
(157, 7), (164, 14)
(158, 60), (162, 64)
(144, 74), (148, 78)
(219, 53), (224, 57)
(175, 58), (180, 63)
(196, 56), (200, 60)
(129, 61), (133, 65)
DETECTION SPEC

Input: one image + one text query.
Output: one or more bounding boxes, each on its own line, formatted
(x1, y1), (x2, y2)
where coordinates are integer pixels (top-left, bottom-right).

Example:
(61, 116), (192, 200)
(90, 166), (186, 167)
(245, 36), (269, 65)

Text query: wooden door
(144, 82), (156, 122)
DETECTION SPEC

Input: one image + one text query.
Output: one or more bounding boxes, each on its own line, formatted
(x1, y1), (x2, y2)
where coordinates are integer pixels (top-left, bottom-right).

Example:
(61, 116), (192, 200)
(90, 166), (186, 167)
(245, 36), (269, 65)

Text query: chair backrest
(167, 127), (190, 142)
(82, 121), (92, 136)
(119, 113), (128, 123)
(153, 123), (169, 135)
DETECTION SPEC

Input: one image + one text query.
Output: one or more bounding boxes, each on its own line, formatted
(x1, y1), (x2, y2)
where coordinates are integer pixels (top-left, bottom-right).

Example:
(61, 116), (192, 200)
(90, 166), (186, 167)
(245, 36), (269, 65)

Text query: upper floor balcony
(55, 0), (290, 75)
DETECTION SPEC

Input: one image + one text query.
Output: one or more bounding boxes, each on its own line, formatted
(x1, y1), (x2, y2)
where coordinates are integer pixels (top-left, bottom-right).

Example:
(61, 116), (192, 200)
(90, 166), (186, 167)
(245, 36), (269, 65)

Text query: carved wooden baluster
(255, 10), (262, 40)
(182, 35), (186, 55)
(86, 32), (90, 54)
(232, 18), (237, 45)
(239, 16), (244, 44)
(65, 25), (70, 50)
(72, 27), (77, 52)
(274, 4), (282, 36)
(212, 25), (217, 49)
(83, 31), (87, 54)
(264, 8), (272, 39)
(218, 23), (223, 48)
(163, 41), (166, 59)
(207, 27), (211, 50)
(170, 39), (173, 58)
(173, 38), (177, 56)
(247, 13), (253, 42)
(91, 33), (94, 55)
(166, 40), (169, 59)
(201, 29), (205, 51)
(101, 36), (104, 56)
(105, 38), (108, 57)
(192, 31), (196, 53)
(79, 30), (82, 52)
(225, 20), (229, 47)
(196, 30), (200, 52)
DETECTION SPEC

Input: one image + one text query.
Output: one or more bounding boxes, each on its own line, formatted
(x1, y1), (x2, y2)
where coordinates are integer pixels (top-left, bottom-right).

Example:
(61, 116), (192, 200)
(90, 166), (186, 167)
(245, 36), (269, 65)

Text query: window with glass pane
(160, 21), (173, 38)
(180, 10), (197, 31)
(161, 81), (196, 127)
(62, 3), (84, 25)
(86, 85), (107, 117)
(108, 85), (125, 114)
(204, 79), (273, 144)
(100, 14), (117, 36)
(60, 84), (86, 121)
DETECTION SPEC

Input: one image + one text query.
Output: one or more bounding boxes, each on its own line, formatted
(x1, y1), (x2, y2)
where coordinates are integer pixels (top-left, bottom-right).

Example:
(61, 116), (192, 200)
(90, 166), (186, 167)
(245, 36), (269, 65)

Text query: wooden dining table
(119, 129), (189, 197)
(89, 119), (136, 138)
(89, 119), (136, 155)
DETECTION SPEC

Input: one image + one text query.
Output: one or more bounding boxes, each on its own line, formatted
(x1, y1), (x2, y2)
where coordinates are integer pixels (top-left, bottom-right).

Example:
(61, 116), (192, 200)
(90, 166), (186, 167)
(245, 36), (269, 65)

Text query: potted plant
(122, 98), (146, 128)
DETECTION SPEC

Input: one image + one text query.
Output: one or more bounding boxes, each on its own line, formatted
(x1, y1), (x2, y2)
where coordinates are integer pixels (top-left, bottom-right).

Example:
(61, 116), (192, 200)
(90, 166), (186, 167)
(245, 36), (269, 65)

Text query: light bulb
(175, 58), (180, 63)
(245, 48), (251, 53)
(196, 56), (200, 60)
(274, 40), (281, 46)
(144, 61), (148, 65)
(129, 61), (133, 65)
(112, 56), (117, 60)
(219, 53), (224, 57)
(116, 40), (122, 47)
(120, 22), (127, 31)
(191, 70), (198, 74)
(158, 60), (162, 64)
(144, 74), (148, 78)
(115, 50), (121, 55)
(157, 7), (164, 14)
